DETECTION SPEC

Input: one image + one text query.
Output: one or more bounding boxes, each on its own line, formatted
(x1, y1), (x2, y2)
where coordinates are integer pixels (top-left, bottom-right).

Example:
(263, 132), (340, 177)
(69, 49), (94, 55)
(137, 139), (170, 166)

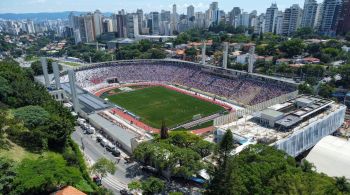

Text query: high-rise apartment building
(337, 0), (350, 34)
(301, 0), (319, 28)
(264, 3), (279, 33)
(93, 10), (103, 38)
(187, 5), (195, 19)
(282, 4), (303, 36)
(151, 12), (160, 35)
(319, 0), (342, 36)
(83, 13), (95, 42)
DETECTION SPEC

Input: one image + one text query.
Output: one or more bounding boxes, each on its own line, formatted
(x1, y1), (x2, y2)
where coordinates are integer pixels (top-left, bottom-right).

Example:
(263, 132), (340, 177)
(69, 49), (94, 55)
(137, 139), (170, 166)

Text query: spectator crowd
(61, 61), (294, 105)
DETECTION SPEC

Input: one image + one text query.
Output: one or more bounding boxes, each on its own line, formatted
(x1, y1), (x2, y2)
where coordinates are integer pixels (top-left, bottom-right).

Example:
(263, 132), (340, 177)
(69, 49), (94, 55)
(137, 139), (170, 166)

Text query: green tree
(12, 154), (83, 195)
(128, 180), (142, 191)
(298, 83), (314, 95)
(160, 120), (169, 139)
(30, 59), (59, 76)
(293, 27), (315, 39)
(141, 177), (165, 195)
(185, 47), (197, 60)
(13, 105), (50, 128)
(279, 39), (305, 58)
(206, 144), (346, 195)
(0, 157), (16, 194)
(206, 130), (235, 194)
(0, 76), (13, 100)
(173, 148), (203, 178)
(345, 32), (350, 42)
(318, 83), (335, 98)
(335, 177), (350, 193)
(91, 158), (116, 180)
(218, 129), (234, 165)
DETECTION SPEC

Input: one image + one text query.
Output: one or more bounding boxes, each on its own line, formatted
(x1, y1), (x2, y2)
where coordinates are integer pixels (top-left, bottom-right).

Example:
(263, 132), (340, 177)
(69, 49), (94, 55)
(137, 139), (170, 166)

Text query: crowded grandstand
(61, 60), (296, 106)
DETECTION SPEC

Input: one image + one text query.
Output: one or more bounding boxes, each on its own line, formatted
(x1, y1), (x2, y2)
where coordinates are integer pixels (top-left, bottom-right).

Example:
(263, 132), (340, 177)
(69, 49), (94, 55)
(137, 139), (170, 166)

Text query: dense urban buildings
(1, 0), (350, 43)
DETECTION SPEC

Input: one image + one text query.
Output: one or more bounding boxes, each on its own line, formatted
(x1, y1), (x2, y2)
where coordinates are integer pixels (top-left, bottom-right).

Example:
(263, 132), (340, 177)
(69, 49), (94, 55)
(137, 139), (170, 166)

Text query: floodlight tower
(40, 57), (50, 87)
(222, 42), (229, 69)
(52, 62), (61, 89)
(68, 69), (80, 113)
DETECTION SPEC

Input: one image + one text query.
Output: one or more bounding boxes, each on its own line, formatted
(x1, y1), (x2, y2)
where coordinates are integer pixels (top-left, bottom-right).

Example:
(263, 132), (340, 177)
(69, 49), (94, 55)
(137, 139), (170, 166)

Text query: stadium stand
(61, 61), (295, 106)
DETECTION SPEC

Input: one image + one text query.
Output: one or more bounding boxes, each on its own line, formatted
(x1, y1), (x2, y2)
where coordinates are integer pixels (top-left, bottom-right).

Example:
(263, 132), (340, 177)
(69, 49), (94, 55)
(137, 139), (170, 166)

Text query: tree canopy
(206, 144), (349, 195)
(133, 131), (214, 179)
(11, 153), (84, 195)
(140, 177), (165, 195)
(91, 158), (116, 179)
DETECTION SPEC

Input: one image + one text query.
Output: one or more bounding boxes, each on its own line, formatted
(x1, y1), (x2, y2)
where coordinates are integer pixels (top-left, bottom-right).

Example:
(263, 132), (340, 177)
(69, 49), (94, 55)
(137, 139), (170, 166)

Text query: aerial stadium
(52, 59), (345, 156)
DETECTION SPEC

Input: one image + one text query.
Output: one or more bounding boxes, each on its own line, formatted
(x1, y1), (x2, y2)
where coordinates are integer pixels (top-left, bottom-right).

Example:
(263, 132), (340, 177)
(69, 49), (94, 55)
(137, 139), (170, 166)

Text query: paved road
(72, 127), (145, 194)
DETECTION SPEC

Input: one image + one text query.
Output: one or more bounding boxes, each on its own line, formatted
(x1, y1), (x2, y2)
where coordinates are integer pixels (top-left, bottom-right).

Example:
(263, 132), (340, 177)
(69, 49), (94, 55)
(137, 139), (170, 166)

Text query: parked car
(77, 118), (86, 126)
(119, 189), (132, 195)
(110, 148), (121, 157)
(85, 126), (95, 134)
(100, 138), (108, 147)
(96, 134), (103, 142)
(106, 142), (116, 151)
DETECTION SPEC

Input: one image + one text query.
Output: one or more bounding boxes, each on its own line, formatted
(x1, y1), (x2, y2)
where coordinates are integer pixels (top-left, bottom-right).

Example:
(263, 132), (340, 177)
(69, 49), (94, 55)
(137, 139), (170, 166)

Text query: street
(71, 127), (145, 194)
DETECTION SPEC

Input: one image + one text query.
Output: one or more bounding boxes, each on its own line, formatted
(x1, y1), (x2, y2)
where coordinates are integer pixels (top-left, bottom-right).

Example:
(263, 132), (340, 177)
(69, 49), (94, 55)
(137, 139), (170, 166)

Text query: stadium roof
(61, 82), (112, 113)
(261, 109), (284, 118)
(305, 136), (350, 179)
(88, 113), (139, 150)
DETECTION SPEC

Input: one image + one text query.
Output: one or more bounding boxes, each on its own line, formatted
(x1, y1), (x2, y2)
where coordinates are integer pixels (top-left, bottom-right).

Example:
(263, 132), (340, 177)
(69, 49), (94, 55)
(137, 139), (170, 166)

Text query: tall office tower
(111, 14), (118, 32)
(187, 5), (195, 19)
(301, 0), (319, 28)
(26, 20), (35, 34)
(264, 3), (279, 33)
(161, 10), (171, 22)
(93, 10), (103, 38)
(194, 12), (206, 28)
(337, 0), (350, 34)
(275, 11), (284, 35)
(314, 3), (324, 29)
(116, 14), (127, 38)
(319, 0), (342, 36)
(83, 13), (95, 42)
(73, 29), (81, 44)
(229, 7), (242, 26)
(126, 14), (139, 38)
(172, 4), (177, 34)
(160, 10), (171, 35)
(68, 12), (75, 28)
(249, 10), (258, 26)
(151, 12), (160, 35)
(239, 12), (250, 27)
(210, 2), (220, 25)
(102, 18), (113, 33)
(282, 4), (303, 36)
(136, 9), (143, 34)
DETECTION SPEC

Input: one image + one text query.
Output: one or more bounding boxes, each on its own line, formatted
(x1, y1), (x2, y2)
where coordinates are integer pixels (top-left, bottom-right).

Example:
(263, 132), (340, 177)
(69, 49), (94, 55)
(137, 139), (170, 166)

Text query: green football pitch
(106, 86), (225, 128)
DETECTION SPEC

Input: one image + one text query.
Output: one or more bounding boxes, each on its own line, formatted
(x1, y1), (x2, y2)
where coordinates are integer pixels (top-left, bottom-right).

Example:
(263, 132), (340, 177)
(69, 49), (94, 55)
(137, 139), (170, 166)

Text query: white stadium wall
(274, 105), (346, 157)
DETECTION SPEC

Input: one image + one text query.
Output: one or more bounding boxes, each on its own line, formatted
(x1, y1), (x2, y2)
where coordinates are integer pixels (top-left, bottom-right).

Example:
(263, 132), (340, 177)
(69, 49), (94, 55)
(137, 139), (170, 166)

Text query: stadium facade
(38, 58), (344, 156)
(215, 95), (346, 157)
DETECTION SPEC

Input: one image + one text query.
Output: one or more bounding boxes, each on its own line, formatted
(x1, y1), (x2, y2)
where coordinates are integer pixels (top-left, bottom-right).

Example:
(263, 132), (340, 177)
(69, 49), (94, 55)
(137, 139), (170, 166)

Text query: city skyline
(0, 0), (322, 14)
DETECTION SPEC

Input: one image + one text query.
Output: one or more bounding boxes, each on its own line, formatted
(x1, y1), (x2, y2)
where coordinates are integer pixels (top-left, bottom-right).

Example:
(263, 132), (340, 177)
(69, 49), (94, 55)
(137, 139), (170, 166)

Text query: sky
(0, 0), (323, 14)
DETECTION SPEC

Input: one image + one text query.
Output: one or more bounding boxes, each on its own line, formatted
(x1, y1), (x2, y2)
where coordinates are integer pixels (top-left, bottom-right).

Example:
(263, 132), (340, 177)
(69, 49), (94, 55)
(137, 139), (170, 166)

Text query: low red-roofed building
(52, 186), (86, 195)
(303, 57), (320, 64)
